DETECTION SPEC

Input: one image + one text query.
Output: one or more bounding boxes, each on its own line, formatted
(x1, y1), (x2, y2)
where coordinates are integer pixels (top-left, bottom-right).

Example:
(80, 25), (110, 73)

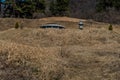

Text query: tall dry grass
(0, 39), (120, 80)
(0, 27), (119, 47)
(0, 26), (120, 80)
(0, 17), (120, 80)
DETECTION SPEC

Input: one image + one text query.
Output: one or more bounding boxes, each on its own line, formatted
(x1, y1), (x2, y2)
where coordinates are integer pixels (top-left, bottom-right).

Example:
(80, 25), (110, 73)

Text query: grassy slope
(1, 17), (119, 31)
(0, 17), (120, 80)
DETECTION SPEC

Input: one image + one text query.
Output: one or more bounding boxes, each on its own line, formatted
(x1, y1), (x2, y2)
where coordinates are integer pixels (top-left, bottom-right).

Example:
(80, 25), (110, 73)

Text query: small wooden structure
(40, 23), (65, 29)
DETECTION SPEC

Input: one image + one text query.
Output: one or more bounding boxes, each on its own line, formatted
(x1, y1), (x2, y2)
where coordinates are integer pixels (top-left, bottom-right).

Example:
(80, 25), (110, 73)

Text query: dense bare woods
(69, 0), (120, 24)
(1, 0), (120, 23)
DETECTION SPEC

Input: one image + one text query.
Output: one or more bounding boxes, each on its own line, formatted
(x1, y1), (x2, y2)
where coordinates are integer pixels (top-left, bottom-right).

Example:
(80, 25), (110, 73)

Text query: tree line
(0, 0), (70, 18)
(0, 0), (120, 23)
(96, 0), (120, 12)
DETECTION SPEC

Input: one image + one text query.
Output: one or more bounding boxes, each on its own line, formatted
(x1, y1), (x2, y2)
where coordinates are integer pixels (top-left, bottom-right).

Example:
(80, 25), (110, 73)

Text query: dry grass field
(0, 17), (120, 80)
(1, 17), (119, 30)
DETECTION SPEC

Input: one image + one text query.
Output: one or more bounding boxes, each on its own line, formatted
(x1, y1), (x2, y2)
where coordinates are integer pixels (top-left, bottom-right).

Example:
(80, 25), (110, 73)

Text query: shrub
(108, 24), (113, 31)
(15, 22), (19, 29)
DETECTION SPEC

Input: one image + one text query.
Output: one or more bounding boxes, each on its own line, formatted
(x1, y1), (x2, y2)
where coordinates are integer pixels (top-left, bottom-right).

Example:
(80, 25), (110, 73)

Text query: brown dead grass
(0, 17), (120, 80)
(0, 27), (119, 47)
(0, 17), (119, 31)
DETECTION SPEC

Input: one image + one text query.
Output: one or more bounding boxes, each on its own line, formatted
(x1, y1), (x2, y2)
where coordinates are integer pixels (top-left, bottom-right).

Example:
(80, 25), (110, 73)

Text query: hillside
(0, 17), (81, 30)
(0, 17), (120, 80)
(0, 17), (119, 31)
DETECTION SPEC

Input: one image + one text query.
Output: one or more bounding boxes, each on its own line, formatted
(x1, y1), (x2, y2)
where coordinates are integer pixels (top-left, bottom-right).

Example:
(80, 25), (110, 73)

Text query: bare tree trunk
(0, 2), (1, 16)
